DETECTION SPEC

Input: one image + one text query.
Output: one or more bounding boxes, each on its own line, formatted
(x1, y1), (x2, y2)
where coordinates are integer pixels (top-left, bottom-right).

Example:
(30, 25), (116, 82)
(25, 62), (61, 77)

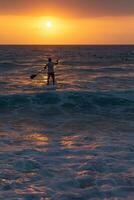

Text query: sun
(46, 21), (53, 28)
(38, 17), (61, 34)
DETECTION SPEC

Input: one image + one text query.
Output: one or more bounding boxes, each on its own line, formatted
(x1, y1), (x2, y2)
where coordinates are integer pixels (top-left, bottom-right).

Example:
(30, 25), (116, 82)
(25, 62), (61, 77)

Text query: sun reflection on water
(60, 135), (79, 149)
(15, 185), (45, 195)
(26, 133), (49, 146)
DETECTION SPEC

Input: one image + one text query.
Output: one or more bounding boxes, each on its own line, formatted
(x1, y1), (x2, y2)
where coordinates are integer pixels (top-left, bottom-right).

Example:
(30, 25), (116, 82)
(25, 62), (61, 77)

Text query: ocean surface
(0, 45), (134, 200)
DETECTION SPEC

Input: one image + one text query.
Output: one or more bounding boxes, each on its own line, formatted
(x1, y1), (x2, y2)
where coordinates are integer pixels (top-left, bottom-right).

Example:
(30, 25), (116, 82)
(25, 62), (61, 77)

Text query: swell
(0, 91), (134, 119)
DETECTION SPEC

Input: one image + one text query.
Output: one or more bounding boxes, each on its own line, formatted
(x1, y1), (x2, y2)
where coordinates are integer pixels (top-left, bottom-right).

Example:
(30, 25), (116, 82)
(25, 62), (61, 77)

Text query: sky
(0, 0), (134, 44)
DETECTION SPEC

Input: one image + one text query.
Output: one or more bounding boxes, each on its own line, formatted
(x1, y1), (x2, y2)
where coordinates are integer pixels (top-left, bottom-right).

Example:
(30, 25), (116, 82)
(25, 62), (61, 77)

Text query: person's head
(48, 57), (52, 62)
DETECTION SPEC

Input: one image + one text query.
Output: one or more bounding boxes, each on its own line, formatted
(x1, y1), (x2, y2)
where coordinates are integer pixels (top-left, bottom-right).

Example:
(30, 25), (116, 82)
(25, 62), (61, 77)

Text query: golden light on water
(60, 135), (79, 149)
(26, 133), (49, 146)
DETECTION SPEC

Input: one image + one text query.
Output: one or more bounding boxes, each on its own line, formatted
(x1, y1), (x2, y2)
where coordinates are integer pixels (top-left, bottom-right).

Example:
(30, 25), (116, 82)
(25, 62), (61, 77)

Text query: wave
(0, 91), (134, 120)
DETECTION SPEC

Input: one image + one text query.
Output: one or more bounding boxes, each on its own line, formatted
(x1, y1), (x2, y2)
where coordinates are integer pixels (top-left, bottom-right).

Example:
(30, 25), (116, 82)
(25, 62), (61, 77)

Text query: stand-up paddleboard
(44, 84), (57, 90)
(33, 84), (57, 91)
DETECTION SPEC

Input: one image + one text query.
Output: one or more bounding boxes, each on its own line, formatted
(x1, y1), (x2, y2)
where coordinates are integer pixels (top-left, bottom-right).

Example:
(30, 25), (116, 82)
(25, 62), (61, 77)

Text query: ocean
(0, 45), (134, 200)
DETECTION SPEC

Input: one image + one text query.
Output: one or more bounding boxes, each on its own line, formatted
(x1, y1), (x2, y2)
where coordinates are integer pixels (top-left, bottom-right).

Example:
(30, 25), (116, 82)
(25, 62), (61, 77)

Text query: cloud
(0, 0), (134, 17)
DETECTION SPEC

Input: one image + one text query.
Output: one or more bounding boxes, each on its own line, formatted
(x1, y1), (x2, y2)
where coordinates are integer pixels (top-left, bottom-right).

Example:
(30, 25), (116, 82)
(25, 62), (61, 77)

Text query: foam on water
(0, 45), (134, 200)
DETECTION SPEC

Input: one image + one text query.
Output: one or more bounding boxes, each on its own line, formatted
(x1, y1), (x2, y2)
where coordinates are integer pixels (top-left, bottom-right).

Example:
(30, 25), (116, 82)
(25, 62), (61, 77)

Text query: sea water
(0, 45), (134, 200)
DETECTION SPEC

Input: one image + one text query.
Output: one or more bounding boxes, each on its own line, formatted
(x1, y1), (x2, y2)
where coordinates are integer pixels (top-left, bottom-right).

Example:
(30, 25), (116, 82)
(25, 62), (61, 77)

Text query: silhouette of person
(44, 58), (59, 85)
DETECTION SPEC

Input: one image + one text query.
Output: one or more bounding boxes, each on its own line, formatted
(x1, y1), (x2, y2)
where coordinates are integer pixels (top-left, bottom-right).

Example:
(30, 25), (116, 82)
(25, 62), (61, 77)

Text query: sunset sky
(0, 0), (134, 44)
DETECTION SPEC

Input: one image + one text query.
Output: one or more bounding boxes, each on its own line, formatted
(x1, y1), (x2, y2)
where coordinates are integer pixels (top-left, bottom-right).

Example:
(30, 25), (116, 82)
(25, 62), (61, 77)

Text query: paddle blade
(30, 74), (37, 79)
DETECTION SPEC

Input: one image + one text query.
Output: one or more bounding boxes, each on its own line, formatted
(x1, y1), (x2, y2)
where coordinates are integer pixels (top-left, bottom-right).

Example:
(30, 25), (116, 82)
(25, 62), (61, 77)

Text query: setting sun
(46, 21), (53, 28)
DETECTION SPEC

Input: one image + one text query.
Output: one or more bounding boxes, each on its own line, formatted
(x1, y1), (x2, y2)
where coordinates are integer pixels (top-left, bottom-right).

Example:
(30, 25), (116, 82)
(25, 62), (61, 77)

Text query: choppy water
(0, 45), (134, 200)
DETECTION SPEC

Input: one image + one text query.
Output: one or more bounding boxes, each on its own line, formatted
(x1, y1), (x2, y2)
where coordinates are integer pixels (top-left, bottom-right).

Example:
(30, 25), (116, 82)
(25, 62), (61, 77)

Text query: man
(44, 58), (59, 85)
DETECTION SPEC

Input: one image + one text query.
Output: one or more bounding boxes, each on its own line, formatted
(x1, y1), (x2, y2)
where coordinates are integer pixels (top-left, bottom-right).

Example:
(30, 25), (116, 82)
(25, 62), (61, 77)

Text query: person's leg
(52, 73), (55, 85)
(47, 74), (50, 85)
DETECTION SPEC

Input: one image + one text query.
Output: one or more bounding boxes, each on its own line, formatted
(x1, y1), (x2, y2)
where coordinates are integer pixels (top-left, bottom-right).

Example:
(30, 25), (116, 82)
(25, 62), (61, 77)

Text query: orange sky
(0, 0), (134, 44)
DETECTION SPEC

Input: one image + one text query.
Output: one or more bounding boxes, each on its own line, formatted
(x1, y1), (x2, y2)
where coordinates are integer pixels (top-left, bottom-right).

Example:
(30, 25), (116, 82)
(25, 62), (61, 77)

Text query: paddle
(30, 73), (39, 79)
(30, 70), (44, 79)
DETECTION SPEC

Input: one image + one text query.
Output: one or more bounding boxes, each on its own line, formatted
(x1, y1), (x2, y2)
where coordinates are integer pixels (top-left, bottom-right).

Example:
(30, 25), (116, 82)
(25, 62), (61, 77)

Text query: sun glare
(37, 17), (67, 40)
(46, 21), (53, 28)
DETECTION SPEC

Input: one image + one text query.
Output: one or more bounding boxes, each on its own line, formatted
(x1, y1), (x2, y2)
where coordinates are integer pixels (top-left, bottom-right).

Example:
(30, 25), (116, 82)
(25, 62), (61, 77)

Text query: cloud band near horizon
(0, 0), (134, 17)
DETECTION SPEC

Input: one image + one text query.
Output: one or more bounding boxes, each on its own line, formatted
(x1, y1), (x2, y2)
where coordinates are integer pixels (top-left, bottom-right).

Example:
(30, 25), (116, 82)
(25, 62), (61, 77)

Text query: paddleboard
(44, 85), (57, 90)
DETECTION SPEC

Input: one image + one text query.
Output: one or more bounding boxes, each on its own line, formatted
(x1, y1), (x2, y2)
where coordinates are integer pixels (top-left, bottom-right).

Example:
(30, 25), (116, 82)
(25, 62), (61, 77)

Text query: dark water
(0, 45), (134, 200)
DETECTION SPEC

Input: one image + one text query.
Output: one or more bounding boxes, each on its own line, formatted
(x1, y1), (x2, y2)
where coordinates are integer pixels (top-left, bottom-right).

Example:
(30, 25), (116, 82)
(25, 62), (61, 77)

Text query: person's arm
(55, 59), (59, 65)
(43, 64), (47, 70)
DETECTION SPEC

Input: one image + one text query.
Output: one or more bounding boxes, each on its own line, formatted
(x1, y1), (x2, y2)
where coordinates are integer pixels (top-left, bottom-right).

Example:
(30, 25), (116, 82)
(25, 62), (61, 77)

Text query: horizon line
(0, 43), (134, 46)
